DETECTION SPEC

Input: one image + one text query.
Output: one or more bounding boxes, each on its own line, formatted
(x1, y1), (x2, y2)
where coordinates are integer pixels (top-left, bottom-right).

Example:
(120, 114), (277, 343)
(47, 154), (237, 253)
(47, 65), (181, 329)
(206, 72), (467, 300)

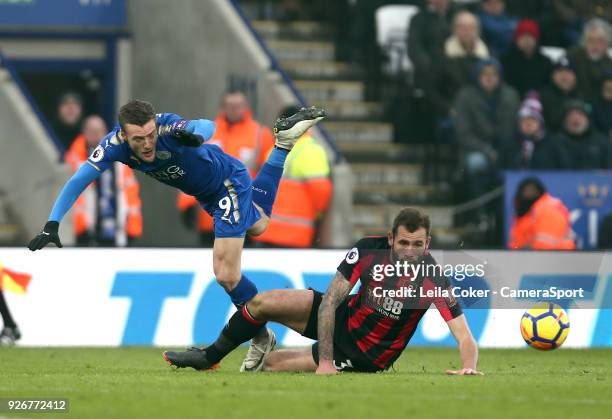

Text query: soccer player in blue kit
(27, 99), (325, 371)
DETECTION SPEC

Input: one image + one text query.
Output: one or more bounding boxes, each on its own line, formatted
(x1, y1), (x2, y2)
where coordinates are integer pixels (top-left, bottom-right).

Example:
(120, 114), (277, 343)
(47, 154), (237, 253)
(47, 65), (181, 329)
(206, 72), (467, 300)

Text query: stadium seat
(375, 4), (419, 76)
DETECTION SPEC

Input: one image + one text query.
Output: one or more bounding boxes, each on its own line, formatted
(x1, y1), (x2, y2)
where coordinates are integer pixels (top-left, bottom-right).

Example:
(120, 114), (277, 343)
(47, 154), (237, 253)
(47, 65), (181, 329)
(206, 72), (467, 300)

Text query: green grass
(0, 347), (610, 419)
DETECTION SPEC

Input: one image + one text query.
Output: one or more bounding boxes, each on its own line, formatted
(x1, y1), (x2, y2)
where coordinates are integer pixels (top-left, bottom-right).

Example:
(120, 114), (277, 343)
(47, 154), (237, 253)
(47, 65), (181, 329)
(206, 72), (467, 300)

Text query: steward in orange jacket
(176, 91), (274, 246)
(65, 116), (143, 246)
(251, 106), (333, 248)
(509, 177), (575, 250)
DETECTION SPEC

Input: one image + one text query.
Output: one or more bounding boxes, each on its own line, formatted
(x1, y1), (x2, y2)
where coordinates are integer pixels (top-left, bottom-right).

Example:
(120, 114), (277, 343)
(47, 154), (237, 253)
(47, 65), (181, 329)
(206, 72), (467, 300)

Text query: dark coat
(553, 127), (611, 169)
(502, 46), (554, 96)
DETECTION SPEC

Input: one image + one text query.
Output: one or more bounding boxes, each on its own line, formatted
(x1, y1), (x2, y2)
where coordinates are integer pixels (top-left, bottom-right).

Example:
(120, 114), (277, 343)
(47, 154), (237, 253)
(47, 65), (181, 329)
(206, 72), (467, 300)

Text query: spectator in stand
(553, 99), (610, 169)
(453, 57), (520, 199)
(477, 0), (518, 58)
(176, 90), (275, 246)
(508, 177), (575, 250)
(501, 19), (553, 97)
(551, 0), (612, 46)
(51, 92), (83, 151)
(251, 106), (333, 248)
(501, 93), (570, 170)
(568, 18), (612, 101)
(538, 56), (583, 133)
(408, 0), (457, 92)
(592, 68), (612, 139)
(65, 115), (143, 247)
(444, 11), (490, 92)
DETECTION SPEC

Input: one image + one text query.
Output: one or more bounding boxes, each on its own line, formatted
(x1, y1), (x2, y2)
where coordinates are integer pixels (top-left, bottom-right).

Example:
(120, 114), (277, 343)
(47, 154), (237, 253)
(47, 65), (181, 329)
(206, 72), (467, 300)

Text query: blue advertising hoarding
(0, 0), (126, 28)
(504, 171), (612, 249)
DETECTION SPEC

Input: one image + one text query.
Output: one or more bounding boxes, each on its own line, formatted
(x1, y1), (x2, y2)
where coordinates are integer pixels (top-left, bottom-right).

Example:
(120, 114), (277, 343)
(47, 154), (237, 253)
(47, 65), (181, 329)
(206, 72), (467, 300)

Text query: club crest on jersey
(345, 247), (359, 264)
(156, 151), (171, 160)
(90, 145), (104, 162)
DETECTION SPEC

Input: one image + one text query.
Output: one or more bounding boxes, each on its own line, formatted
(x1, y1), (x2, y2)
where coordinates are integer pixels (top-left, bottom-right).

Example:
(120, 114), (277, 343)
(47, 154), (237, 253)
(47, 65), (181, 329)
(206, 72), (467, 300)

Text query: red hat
(514, 19), (540, 42)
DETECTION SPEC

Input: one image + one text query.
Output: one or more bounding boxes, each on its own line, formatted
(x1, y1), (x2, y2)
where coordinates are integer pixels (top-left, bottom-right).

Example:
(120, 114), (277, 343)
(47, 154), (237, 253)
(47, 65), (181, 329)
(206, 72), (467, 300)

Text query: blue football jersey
(86, 113), (247, 202)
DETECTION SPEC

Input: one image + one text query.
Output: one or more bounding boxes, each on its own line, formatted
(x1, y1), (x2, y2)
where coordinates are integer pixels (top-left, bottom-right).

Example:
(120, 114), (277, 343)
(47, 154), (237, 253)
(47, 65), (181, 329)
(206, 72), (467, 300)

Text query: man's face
(602, 79), (612, 100)
(222, 93), (249, 124)
(479, 65), (500, 92)
(520, 116), (541, 136)
(387, 226), (431, 264)
(123, 119), (158, 162)
(455, 14), (478, 48)
(585, 28), (609, 60)
(516, 34), (537, 55)
(482, 0), (504, 16)
(59, 98), (82, 126)
(564, 109), (589, 135)
(427, 0), (449, 13)
(83, 117), (108, 150)
(552, 68), (576, 92)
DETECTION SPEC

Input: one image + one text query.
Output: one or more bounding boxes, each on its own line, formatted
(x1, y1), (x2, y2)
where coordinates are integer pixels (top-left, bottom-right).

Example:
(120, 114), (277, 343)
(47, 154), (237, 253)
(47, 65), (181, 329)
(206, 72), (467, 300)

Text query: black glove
(174, 129), (205, 147)
(28, 221), (63, 251)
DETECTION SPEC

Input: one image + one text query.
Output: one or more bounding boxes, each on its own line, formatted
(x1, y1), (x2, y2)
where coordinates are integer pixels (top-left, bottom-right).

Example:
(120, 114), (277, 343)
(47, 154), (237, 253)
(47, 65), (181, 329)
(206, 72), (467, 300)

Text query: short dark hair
(392, 207), (431, 237)
(118, 100), (156, 131)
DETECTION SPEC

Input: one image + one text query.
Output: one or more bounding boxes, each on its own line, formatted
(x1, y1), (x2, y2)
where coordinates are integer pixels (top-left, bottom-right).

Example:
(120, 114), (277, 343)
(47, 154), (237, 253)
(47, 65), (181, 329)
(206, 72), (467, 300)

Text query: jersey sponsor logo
(145, 165), (186, 181)
(90, 145), (104, 162)
(156, 151), (171, 160)
(345, 247), (359, 264)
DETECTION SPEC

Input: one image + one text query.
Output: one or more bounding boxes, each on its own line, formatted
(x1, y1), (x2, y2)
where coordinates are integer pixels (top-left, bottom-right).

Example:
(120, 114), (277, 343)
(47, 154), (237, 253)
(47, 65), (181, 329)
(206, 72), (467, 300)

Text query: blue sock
(227, 275), (258, 308)
(252, 150), (287, 216)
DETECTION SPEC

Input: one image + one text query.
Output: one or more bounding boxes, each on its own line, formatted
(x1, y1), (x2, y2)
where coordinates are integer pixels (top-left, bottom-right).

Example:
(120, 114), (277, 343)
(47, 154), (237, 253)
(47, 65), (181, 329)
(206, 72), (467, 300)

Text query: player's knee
(247, 291), (276, 318)
(248, 216), (269, 237)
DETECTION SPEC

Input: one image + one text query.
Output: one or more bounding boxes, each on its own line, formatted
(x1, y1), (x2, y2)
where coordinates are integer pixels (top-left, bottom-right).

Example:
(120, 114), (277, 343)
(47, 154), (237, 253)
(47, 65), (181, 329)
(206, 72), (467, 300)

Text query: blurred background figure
(592, 68), (612, 139)
(453, 57), (520, 200)
(251, 106), (333, 248)
(501, 19), (552, 97)
(552, 100), (610, 169)
(508, 177), (575, 250)
(568, 18), (612, 101)
(176, 90), (274, 246)
(65, 115), (143, 247)
(0, 290), (20, 345)
(477, 0), (518, 58)
(539, 56), (582, 133)
(51, 91), (84, 152)
(501, 93), (569, 170)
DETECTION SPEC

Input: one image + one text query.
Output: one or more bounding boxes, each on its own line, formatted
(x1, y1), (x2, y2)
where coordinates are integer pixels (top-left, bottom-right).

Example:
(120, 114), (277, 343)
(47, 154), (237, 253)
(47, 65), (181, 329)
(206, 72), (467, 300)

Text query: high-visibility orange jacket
(66, 135), (143, 244)
(509, 193), (575, 250)
(176, 111), (274, 233)
(252, 134), (333, 247)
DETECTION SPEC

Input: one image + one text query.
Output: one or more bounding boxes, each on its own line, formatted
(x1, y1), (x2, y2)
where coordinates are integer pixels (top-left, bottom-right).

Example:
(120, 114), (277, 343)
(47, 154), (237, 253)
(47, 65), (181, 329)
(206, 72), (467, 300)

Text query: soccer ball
(520, 302), (570, 350)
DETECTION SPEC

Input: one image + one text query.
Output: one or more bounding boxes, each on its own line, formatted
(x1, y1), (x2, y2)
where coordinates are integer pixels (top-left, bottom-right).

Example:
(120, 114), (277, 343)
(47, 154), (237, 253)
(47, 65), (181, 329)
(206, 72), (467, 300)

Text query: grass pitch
(0, 347), (610, 419)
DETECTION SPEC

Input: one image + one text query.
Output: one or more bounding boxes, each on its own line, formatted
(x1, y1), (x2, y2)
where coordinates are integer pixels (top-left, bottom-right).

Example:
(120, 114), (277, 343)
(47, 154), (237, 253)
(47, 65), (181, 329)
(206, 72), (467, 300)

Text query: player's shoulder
(88, 127), (128, 165)
(342, 236), (388, 265)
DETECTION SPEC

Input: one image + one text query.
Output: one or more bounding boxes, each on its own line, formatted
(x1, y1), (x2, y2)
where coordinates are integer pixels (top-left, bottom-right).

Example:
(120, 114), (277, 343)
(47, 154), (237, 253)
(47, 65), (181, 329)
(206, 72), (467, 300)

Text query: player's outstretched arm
(170, 119), (216, 147)
(317, 271), (352, 375)
(445, 314), (484, 376)
(28, 162), (102, 251)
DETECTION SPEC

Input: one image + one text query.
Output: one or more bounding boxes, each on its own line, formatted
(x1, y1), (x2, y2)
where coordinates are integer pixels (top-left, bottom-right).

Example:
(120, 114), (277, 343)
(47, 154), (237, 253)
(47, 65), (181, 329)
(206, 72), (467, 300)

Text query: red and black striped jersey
(336, 236), (463, 369)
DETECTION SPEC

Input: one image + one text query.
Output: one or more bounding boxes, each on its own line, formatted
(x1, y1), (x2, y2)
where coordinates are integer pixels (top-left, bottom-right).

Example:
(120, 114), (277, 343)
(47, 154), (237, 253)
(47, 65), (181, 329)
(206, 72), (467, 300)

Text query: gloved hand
(27, 221), (63, 251)
(169, 120), (205, 147)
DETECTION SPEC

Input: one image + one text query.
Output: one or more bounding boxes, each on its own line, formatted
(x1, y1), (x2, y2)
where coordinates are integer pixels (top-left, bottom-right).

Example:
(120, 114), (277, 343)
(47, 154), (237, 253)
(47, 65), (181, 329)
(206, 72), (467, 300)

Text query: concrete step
(352, 205), (454, 230)
(338, 142), (454, 163)
(266, 40), (334, 62)
(353, 183), (452, 205)
(324, 121), (393, 143)
(253, 20), (334, 40)
(317, 100), (384, 121)
(282, 60), (362, 80)
(295, 80), (363, 102)
(350, 163), (422, 186)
